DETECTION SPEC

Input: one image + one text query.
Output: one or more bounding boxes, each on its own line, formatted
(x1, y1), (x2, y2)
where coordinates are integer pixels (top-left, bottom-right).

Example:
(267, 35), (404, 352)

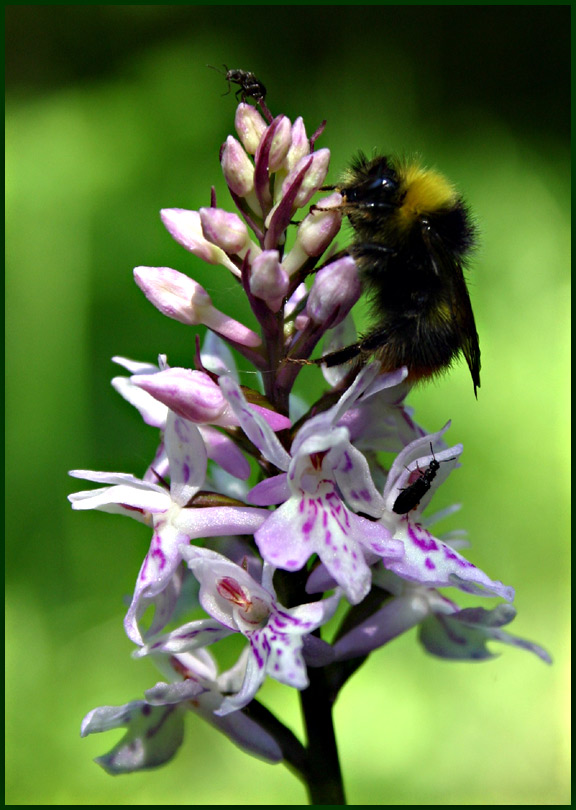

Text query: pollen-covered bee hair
(208, 64), (267, 104)
(317, 153), (481, 396)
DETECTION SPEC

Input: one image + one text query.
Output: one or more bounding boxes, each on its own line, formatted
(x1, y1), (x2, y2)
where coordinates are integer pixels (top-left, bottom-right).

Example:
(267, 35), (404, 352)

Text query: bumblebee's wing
(446, 256), (481, 395)
(426, 233), (481, 396)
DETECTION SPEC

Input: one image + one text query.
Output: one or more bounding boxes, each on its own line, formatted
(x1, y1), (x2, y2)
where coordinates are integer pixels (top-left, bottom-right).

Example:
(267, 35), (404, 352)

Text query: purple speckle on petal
(341, 451), (353, 473)
(182, 463), (190, 482)
(443, 546), (473, 569)
(425, 557), (436, 570)
(174, 419), (189, 442)
(409, 522), (438, 552)
(302, 499), (319, 534)
(252, 644), (265, 668)
(150, 546), (167, 569)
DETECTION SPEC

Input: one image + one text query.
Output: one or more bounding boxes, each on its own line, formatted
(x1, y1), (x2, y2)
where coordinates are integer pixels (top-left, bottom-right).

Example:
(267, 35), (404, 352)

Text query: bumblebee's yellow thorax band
(396, 163), (458, 230)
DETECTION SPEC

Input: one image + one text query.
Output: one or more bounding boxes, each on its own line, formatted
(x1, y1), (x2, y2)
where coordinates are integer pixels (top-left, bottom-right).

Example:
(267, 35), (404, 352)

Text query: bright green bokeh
(6, 7), (569, 805)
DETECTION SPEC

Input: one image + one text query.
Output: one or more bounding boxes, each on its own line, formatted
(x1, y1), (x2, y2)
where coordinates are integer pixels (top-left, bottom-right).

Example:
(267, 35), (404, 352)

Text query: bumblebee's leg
(313, 341), (363, 367)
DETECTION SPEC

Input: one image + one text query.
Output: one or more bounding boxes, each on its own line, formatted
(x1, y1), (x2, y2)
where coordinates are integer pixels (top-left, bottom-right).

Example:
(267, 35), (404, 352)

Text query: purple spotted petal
(254, 619), (308, 689)
(387, 519), (515, 602)
(215, 597), (339, 716)
(81, 702), (185, 775)
(165, 411), (207, 507)
(215, 640), (268, 715)
(133, 616), (232, 657)
(143, 564), (185, 640)
(255, 487), (393, 604)
(124, 522), (191, 644)
(332, 442), (386, 517)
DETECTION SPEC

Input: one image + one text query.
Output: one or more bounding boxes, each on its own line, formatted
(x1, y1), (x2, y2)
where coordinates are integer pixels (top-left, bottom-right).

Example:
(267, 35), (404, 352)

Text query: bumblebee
(318, 153), (481, 396)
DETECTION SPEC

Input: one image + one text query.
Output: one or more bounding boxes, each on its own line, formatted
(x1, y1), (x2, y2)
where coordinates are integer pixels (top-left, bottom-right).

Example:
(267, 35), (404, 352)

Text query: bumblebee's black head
(338, 154), (474, 257)
(340, 154), (401, 211)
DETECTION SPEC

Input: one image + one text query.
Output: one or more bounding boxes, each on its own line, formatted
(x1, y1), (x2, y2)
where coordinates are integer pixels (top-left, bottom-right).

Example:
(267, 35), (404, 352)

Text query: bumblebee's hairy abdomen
(361, 309), (466, 374)
(320, 151), (482, 395)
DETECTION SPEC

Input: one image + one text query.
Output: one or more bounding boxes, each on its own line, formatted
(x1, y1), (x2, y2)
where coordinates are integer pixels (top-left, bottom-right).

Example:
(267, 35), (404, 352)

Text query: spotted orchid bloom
(219, 367), (405, 605)
(81, 647), (282, 774)
(134, 547), (341, 715)
(380, 426), (515, 602)
(69, 410), (268, 643)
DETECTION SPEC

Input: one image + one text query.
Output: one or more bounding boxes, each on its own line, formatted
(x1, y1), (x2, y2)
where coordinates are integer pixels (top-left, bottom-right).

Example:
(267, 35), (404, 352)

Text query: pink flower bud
(221, 136), (255, 196)
(267, 115), (292, 172)
(133, 266), (262, 347)
(282, 192), (343, 275)
(250, 251), (289, 312)
(285, 117), (310, 172)
(133, 266), (215, 325)
(199, 208), (250, 254)
(282, 148), (331, 209)
(132, 368), (235, 426)
(306, 256), (361, 328)
(297, 193), (343, 255)
(160, 209), (240, 276)
(235, 103), (267, 154)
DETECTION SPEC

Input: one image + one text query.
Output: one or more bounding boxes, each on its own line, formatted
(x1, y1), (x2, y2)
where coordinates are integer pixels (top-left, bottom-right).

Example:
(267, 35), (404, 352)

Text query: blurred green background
(6, 6), (570, 805)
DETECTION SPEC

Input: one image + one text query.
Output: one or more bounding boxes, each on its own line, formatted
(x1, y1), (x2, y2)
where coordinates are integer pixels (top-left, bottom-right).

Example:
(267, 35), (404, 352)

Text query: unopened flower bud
(282, 193), (343, 275)
(282, 148), (330, 209)
(221, 136), (255, 197)
(285, 117), (310, 172)
(306, 256), (361, 328)
(267, 115), (292, 172)
(133, 266), (262, 347)
(133, 368), (235, 426)
(160, 209), (240, 276)
(250, 251), (289, 312)
(235, 103), (267, 154)
(134, 265), (213, 325)
(199, 208), (250, 255)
